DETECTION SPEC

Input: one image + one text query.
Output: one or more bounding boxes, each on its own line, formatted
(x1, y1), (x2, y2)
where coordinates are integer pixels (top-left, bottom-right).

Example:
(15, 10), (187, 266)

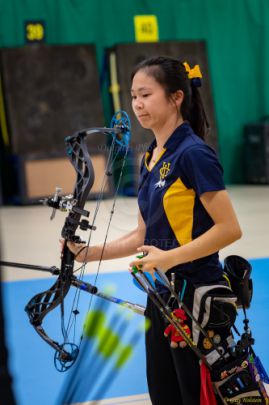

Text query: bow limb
(61, 132), (95, 240)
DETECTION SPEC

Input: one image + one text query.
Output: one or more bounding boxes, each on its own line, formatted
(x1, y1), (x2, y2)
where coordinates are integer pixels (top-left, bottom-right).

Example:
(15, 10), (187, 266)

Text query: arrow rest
(41, 190), (78, 219)
(41, 188), (97, 233)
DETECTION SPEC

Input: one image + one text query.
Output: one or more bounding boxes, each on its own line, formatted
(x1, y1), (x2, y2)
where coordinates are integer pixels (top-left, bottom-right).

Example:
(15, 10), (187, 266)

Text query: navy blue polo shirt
(138, 123), (225, 284)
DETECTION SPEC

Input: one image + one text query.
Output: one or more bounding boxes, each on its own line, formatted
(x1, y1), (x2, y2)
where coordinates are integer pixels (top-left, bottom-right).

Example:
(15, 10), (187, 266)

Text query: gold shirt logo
(155, 162), (171, 189)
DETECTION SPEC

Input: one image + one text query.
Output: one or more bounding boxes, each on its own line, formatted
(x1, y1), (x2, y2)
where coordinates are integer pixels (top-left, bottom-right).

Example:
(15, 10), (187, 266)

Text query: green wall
(0, 0), (268, 183)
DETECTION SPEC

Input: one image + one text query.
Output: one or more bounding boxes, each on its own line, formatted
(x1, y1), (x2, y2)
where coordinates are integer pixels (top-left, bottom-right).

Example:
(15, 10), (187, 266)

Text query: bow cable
(58, 111), (132, 364)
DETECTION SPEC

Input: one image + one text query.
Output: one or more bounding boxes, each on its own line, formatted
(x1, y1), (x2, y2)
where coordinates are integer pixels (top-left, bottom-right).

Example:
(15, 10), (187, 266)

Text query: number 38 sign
(25, 21), (45, 43)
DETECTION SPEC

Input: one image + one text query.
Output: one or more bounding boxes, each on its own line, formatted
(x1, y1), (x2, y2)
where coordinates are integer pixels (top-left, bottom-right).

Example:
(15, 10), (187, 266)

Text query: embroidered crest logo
(154, 162), (171, 189)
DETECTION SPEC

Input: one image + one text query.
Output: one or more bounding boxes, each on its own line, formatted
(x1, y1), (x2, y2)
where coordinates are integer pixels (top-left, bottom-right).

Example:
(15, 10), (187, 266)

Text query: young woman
(67, 56), (242, 404)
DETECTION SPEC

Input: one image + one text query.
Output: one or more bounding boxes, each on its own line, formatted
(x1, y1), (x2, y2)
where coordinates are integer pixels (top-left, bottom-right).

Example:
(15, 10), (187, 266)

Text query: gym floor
(1, 185), (269, 405)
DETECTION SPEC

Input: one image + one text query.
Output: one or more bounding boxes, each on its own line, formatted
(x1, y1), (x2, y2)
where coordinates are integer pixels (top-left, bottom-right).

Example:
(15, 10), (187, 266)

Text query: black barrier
(0, 44), (105, 155)
(244, 122), (269, 184)
(0, 249), (17, 404)
(0, 172), (3, 206)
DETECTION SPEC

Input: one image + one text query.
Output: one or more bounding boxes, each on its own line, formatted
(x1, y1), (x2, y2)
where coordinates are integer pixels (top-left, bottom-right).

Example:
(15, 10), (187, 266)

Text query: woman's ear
(172, 90), (184, 108)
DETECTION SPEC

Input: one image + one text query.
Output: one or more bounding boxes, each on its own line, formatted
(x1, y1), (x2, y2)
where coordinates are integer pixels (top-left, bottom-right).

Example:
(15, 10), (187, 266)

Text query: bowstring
(64, 134), (117, 340)
(58, 134), (95, 349)
(65, 131), (129, 347)
(86, 141), (129, 309)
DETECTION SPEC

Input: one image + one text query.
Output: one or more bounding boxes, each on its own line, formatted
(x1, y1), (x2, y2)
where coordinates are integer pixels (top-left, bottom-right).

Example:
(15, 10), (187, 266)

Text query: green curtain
(0, 0), (268, 183)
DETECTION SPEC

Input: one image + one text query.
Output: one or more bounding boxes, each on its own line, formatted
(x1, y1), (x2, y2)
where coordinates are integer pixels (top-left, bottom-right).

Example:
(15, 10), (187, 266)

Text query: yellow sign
(134, 15), (159, 42)
(25, 21), (45, 43)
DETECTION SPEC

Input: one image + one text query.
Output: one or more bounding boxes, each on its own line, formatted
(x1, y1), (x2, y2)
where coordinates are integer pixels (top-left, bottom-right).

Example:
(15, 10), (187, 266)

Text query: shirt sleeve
(180, 145), (225, 197)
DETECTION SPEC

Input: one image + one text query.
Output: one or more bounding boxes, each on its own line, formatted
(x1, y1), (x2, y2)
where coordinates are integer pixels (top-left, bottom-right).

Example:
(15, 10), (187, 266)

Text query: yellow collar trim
(145, 148), (166, 172)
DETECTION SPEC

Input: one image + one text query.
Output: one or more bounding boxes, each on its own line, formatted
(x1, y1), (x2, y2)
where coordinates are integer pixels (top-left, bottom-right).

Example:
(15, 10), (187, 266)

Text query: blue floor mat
(2, 257), (269, 405)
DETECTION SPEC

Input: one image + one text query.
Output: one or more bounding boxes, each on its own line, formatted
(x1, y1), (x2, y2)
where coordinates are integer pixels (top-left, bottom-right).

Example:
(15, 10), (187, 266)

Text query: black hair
(131, 56), (209, 140)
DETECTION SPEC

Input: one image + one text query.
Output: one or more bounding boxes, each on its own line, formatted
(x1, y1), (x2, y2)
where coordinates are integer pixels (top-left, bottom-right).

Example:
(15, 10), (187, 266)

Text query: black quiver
(203, 256), (269, 404)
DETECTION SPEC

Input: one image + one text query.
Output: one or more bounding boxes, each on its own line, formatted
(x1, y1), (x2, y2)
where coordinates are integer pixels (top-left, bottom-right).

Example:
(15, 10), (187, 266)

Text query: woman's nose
(134, 99), (143, 110)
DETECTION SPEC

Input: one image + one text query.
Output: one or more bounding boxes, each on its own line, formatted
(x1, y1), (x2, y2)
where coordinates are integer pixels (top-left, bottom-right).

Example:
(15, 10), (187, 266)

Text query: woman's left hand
(129, 245), (174, 273)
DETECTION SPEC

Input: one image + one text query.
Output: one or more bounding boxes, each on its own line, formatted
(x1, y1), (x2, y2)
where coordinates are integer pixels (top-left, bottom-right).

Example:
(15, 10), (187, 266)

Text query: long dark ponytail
(131, 56), (209, 140)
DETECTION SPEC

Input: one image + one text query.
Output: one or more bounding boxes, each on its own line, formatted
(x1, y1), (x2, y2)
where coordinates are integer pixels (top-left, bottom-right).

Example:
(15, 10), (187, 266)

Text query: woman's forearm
(130, 191), (243, 273)
(76, 227), (145, 262)
(168, 222), (242, 268)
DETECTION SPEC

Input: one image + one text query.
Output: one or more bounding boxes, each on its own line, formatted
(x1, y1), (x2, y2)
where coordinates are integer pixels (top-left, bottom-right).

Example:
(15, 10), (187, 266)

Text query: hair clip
(183, 62), (202, 87)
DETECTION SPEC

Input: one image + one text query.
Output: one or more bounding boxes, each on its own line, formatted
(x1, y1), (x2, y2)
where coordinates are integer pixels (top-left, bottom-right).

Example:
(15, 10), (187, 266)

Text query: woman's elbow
(220, 222), (242, 244)
(230, 223), (243, 242)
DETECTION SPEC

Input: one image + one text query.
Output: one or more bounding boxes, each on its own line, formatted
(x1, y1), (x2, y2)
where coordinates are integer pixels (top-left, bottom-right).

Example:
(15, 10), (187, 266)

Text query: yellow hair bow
(183, 62), (202, 79)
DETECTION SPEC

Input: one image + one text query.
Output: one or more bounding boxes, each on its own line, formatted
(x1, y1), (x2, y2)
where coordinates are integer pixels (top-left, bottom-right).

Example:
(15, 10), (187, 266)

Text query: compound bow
(22, 111), (133, 371)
